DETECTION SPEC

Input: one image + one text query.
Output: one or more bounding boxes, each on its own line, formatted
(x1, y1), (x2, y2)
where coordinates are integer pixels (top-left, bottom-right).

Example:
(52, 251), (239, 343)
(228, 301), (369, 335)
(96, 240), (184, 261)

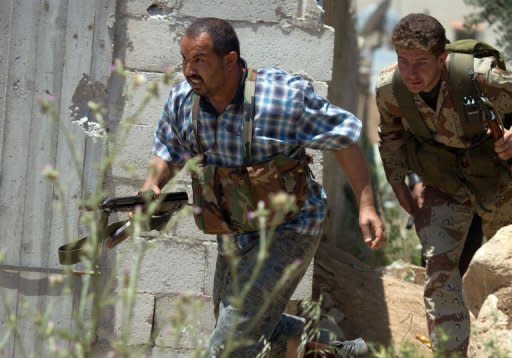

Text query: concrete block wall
(105, 0), (336, 353)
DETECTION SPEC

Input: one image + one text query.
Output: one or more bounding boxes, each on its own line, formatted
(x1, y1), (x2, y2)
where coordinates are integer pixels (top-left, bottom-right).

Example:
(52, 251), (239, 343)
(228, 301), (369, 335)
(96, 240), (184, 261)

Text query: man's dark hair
(392, 13), (447, 56)
(185, 17), (240, 58)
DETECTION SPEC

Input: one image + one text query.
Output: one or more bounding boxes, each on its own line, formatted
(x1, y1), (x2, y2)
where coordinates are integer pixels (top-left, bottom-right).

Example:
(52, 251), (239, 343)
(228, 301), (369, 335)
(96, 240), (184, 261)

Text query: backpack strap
(191, 92), (203, 154)
(448, 52), (484, 139)
(242, 69), (257, 163)
(392, 53), (487, 142)
(392, 69), (433, 141)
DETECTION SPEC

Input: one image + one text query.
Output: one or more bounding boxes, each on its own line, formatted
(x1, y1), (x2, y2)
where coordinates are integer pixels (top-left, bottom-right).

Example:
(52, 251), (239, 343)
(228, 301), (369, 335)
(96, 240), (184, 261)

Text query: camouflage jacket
(376, 56), (512, 199)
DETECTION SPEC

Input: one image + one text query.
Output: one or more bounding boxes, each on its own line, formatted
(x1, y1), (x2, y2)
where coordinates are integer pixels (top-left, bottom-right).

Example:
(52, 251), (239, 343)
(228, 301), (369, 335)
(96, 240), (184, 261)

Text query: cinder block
(151, 347), (198, 357)
(116, 238), (206, 295)
(203, 241), (218, 296)
(110, 123), (154, 180)
(122, 71), (181, 127)
(235, 24), (334, 81)
(124, 18), (334, 81)
(154, 294), (215, 349)
(177, 0), (297, 23)
(124, 18), (183, 72)
(121, 0), (178, 17)
(113, 293), (155, 345)
(120, 0), (324, 29)
(172, 214), (213, 242)
(312, 81), (329, 98)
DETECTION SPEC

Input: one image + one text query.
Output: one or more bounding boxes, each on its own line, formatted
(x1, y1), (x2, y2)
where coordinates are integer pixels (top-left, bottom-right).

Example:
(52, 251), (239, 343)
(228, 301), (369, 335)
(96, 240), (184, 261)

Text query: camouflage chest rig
(392, 40), (510, 210)
(190, 69), (310, 234)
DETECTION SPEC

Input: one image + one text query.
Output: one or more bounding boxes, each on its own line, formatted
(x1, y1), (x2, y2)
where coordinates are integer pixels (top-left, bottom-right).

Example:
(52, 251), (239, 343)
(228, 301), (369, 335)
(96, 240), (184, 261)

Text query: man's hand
(138, 183), (162, 197)
(494, 128), (512, 161)
(139, 156), (175, 196)
(131, 156), (176, 217)
(411, 182), (425, 208)
(391, 182), (418, 215)
(359, 206), (386, 250)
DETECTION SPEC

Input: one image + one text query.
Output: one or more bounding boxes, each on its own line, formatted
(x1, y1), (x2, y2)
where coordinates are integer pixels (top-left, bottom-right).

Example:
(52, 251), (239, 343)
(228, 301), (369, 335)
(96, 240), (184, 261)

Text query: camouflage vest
(392, 44), (510, 209)
(191, 70), (310, 234)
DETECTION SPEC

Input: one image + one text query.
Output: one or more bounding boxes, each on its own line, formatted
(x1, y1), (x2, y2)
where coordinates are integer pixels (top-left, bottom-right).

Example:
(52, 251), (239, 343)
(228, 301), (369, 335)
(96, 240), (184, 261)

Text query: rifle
(468, 70), (512, 168)
(467, 70), (503, 140)
(58, 191), (188, 265)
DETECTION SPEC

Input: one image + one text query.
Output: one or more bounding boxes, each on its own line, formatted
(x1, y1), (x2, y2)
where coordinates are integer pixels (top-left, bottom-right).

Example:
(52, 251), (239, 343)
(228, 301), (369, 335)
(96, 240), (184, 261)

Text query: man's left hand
(359, 206), (386, 250)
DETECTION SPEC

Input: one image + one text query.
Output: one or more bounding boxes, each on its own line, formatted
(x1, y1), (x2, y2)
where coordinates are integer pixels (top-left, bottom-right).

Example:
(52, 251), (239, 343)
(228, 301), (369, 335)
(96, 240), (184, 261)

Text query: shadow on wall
(0, 270), (82, 297)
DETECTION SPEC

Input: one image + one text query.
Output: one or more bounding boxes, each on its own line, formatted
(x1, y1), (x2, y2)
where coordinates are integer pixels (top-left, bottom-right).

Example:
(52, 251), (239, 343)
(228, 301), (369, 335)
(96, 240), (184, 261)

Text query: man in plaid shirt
(140, 17), (385, 357)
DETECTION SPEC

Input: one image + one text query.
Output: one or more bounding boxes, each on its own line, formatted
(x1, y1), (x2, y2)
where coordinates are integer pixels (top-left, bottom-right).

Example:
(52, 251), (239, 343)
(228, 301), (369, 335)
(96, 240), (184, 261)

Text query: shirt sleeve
(484, 62), (512, 120)
(152, 91), (194, 165)
(294, 79), (361, 150)
(376, 83), (409, 185)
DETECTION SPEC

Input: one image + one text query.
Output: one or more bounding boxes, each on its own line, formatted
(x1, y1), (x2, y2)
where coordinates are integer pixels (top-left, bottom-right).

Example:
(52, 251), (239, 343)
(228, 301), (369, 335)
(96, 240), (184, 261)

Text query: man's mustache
(187, 76), (203, 82)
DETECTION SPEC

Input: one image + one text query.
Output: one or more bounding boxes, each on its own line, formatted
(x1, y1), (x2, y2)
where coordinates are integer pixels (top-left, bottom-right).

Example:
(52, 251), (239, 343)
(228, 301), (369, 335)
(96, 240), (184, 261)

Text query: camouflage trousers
(414, 181), (512, 356)
(207, 230), (321, 357)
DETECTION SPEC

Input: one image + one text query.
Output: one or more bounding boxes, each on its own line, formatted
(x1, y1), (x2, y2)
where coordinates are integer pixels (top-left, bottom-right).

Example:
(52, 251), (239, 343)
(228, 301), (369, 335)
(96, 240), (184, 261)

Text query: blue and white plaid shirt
(153, 61), (362, 238)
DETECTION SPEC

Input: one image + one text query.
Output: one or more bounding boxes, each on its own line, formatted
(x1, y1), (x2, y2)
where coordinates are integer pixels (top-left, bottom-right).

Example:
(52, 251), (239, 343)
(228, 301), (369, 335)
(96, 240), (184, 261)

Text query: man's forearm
(333, 144), (375, 209)
(334, 143), (386, 248)
(142, 156), (176, 192)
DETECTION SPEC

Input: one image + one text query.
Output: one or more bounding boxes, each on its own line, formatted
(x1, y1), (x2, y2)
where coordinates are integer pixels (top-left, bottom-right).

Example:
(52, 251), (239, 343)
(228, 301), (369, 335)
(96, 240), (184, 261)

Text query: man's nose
(183, 61), (195, 76)
(408, 64), (420, 76)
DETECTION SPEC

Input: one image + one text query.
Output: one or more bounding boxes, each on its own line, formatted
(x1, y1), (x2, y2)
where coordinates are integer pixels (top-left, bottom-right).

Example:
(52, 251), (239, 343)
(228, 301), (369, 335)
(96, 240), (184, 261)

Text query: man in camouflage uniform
(139, 17), (385, 357)
(376, 13), (512, 356)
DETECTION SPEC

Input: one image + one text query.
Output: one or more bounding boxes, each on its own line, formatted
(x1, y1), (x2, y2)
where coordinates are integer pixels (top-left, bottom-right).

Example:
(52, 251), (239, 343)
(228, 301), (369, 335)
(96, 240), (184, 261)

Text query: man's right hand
(138, 183), (161, 197)
(139, 156), (175, 196)
(411, 181), (425, 209)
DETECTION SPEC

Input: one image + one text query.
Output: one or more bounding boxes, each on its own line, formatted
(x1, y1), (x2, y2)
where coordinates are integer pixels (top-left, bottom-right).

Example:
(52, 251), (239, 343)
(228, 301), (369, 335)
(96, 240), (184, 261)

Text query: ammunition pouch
(192, 154), (309, 234)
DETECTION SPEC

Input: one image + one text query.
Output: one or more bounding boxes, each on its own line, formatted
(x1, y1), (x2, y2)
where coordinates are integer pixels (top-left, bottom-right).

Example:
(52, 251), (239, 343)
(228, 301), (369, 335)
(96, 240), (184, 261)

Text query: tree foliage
(464, 0), (512, 58)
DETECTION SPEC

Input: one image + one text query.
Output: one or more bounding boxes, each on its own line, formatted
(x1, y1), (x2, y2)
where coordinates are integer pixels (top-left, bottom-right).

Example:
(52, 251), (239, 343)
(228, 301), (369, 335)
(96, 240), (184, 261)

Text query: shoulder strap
(242, 69), (257, 163)
(392, 55), (486, 142)
(391, 69), (432, 141)
(449, 52), (483, 138)
(191, 93), (203, 154)
(191, 69), (257, 162)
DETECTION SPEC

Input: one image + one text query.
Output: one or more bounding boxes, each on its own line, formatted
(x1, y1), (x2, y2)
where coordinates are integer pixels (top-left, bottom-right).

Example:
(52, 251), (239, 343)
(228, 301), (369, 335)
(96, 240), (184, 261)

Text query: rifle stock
(59, 192), (188, 265)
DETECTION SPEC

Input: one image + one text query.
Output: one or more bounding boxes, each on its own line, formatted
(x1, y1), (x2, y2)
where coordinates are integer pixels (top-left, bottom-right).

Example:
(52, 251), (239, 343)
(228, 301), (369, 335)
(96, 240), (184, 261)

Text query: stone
(463, 224), (512, 316)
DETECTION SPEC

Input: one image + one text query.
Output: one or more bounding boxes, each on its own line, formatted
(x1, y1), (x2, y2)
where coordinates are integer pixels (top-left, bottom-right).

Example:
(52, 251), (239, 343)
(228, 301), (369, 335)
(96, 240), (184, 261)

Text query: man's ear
(224, 51), (239, 69)
(438, 51), (448, 66)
